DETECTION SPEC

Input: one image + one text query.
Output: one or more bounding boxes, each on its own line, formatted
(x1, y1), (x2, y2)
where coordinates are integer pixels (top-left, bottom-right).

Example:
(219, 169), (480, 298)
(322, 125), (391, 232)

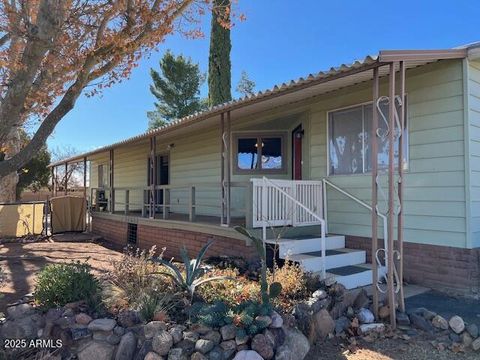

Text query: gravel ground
(306, 332), (479, 360)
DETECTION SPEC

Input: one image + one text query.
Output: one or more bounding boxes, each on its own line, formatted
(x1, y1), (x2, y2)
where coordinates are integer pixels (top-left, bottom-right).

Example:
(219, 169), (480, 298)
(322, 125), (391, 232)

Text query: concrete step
(327, 264), (373, 290)
(265, 235), (345, 257)
(288, 248), (366, 272)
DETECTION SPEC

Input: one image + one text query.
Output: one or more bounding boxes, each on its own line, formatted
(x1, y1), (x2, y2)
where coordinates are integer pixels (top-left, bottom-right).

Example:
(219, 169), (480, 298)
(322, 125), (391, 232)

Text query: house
(49, 43), (480, 297)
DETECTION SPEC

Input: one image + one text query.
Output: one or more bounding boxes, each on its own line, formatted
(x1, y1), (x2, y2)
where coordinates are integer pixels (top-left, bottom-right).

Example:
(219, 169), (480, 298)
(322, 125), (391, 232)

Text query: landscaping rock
(176, 339), (195, 356)
(472, 337), (480, 351)
(432, 315), (449, 330)
(115, 332), (137, 360)
(152, 330), (173, 356)
(220, 340), (236, 352)
(410, 313), (434, 334)
(75, 313), (92, 325)
(78, 341), (115, 360)
(352, 289), (369, 310)
(115, 326), (126, 337)
(275, 327), (310, 360)
(71, 327), (92, 341)
(232, 350), (263, 360)
(311, 309), (335, 341)
(54, 315), (75, 329)
(251, 333), (274, 359)
(144, 321), (167, 339)
(107, 333), (121, 345)
(195, 339), (214, 354)
(264, 328), (285, 349)
(396, 311), (410, 326)
(357, 308), (374, 324)
(334, 316), (350, 335)
(118, 309), (140, 328)
(220, 324), (236, 340)
(311, 289), (327, 301)
(135, 339), (153, 360)
(168, 348), (188, 360)
(235, 332), (249, 345)
(88, 318), (117, 332)
(190, 323), (211, 335)
(449, 316), (465, 334)
(1, 317), (37, 339)
(462, 332), (473, 347)
(144, 352), (163, 360)
(359, 323), (385, 334)
(256, 315), (272, 328)
(170, 325), (186, 344)
(6, 303), (33, 319)
(191, 352), (207, 360)
(449, 332), (461, 343)
(201, 330), (221, 344)
(183, 330), (199, 343)
(270, 311), (283, 328)
(421, 309), (437, 321)
(93, 330), (112, 342)
(467, 323), (479, 338)
(207, 346), (225, 360)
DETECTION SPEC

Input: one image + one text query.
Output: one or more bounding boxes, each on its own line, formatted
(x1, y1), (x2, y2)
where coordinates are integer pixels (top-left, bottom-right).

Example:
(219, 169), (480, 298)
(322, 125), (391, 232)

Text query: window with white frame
(328, 101), (408, 175)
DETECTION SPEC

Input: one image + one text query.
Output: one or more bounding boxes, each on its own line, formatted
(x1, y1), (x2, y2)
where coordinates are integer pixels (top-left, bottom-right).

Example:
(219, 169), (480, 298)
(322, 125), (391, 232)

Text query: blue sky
(46, 0), (480, 153)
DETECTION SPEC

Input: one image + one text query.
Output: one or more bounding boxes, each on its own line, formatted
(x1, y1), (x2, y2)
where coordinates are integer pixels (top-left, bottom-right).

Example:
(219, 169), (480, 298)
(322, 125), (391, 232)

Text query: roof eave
(378, 49), (467, 62)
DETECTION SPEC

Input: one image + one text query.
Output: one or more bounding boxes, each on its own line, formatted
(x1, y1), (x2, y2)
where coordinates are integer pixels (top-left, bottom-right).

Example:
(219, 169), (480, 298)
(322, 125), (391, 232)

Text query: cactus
(234, 226), (283, 306)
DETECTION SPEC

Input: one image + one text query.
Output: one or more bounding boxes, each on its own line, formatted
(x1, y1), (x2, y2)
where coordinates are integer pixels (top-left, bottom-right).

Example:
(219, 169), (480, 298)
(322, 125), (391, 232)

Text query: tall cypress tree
(208, 0), (232, 107)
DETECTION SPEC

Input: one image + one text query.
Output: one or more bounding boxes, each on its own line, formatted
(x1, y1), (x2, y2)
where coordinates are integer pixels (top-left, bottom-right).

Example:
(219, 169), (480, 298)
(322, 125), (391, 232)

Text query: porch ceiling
(48, 48), (467, 167)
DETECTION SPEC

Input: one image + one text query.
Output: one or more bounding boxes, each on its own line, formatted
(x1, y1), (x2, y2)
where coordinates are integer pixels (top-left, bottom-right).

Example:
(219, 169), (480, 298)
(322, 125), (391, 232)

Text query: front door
(292, 126), (303, 180)
(147, 154), (169, 213)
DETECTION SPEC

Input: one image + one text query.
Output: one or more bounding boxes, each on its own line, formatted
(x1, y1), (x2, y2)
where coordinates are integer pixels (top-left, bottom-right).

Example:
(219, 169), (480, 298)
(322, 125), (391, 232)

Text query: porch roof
(48, 46), (471, 167)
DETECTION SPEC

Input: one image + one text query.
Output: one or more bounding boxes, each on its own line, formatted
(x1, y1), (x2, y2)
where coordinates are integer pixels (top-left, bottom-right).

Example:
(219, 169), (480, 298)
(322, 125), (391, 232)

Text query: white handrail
(322, 178), (388, 267)
(261, 177), (327, 279)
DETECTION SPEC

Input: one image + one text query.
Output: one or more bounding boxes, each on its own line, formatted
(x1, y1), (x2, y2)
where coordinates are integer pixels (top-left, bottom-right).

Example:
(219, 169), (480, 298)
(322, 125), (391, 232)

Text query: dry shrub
(268, 259), (310, 311)
(196, 267), (260, 306)
(101, 246), (175, 313)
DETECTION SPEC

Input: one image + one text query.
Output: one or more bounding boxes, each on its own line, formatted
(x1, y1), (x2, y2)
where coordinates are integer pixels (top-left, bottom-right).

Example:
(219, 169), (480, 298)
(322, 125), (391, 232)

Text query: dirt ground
(0, 238), (123, 311)
(307, 334), (480, 360)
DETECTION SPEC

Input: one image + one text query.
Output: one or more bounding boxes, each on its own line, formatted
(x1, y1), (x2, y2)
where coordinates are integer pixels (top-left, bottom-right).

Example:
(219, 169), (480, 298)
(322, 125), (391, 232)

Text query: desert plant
(35, 261), (99, 308)
(153, 240), (231, 301)
(196, 267), (260, 306)
(234, 227), (282, 306)
(191, 300), (273, 336)
(137, 292), (176, 322)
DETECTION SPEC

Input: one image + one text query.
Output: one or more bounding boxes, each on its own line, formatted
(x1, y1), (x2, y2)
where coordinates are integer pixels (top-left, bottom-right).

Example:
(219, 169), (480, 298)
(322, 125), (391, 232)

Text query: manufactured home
(49, 43), (480, 296)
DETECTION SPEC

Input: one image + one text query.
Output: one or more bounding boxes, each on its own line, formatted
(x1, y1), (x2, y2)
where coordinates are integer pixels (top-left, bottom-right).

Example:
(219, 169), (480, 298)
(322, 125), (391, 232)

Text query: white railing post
(261, 177), (268, 241)
(322, 179), (328, 234)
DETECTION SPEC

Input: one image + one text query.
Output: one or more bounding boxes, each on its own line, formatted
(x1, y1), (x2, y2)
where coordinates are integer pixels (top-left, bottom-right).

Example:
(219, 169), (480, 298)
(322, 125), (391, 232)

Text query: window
(235, 134), (285, 173)
(328, 101), (408, 175)
(98, 164), (109, 188)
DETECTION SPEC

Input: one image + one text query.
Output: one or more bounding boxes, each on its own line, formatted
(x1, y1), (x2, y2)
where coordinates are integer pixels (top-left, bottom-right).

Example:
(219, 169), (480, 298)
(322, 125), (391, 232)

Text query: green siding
(309, 60), (467, 248)
(467, 59), (480, 248)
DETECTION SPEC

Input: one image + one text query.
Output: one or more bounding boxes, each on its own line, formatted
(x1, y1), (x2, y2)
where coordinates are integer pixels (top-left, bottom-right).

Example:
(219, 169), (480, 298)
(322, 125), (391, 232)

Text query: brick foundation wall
(345, 235), (480, 297)
(91, 216), (256, 260)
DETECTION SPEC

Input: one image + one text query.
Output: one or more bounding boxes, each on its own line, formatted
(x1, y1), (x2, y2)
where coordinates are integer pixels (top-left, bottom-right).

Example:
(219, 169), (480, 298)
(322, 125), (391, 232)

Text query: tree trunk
(0, 129), (21, 203)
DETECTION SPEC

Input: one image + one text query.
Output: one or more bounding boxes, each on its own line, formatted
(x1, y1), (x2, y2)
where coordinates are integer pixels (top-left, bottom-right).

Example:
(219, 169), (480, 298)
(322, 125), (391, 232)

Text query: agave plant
(153, 240), (231, 301)
(234, 227), (282, 306)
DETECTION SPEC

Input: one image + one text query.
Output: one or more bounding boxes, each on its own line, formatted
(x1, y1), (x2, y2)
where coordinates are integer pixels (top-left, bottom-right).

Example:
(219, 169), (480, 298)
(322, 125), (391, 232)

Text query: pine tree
(236, 71), (256, 97)
(208, 0), (232, 107)
(148, 51), (206, 129)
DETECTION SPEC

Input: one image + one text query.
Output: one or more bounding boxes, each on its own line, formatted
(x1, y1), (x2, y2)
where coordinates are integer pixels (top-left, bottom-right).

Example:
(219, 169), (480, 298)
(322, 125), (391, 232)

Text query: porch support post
(220, 112), (226, 225)
(397, 61), (406, 312)
(387, 62), (397, 328)
(189, 186), (196, 222)
(109, 149), (115, 213)
(64, 162), (68, 195)
(149, 137), (156, 219)
(226, 111), (231, 225)
(83, 157), (87, 199)
(371, 66), (380, 320)
(51, 166), (55, 197)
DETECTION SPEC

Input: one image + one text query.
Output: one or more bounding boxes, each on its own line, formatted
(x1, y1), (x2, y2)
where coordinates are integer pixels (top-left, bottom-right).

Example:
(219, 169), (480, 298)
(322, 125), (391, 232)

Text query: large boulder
(233, 350), (263, 360)
(449, 316), (465, 334)
(152, 329), (173, 356)
(251, 334), (274, 359)
(115, 332), (137, 360)
(310, 309), (334, 343)
(275, 327), (310, 360)
(78, 341), (115, 360)
(88, 318), (117, 332)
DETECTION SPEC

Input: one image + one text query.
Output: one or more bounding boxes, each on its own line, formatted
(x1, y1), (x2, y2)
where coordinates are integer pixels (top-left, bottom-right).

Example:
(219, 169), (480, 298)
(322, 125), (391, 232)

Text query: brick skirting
(91, 216), (256, 261)
(345, 235), (480, 297)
